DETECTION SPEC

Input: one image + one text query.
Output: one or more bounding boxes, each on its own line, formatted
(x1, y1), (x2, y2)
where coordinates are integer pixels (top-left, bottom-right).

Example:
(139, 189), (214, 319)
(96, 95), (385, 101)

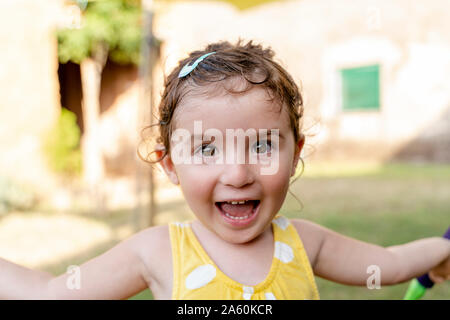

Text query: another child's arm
(292, 219), (450, 286)
(0, 226), (164, 299)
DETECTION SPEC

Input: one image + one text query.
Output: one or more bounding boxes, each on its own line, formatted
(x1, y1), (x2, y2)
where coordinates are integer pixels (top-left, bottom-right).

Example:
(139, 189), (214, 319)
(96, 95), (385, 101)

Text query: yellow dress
(169, 215), (320, 300)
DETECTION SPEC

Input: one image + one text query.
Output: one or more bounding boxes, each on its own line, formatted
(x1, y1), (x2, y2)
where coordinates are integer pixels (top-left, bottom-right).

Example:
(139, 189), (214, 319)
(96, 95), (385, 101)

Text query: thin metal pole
(135, 0), (155, 230)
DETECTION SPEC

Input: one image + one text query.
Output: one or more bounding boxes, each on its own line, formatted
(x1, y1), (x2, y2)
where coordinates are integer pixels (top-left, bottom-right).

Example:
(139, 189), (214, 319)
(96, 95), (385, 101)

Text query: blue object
(403, 226), (450, 299)
(178, 52), (216, 78)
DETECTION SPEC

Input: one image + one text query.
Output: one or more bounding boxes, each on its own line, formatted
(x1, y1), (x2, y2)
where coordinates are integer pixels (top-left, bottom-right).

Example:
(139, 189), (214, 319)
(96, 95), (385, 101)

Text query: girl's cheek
(177, 165), (217, 198)
(261, 166), (290, 191)
(260, 155), (292, 188)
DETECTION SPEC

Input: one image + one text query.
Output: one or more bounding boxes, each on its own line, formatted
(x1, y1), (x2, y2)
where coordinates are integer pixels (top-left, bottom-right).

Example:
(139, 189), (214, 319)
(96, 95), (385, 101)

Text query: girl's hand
(429, 255), (450, 284)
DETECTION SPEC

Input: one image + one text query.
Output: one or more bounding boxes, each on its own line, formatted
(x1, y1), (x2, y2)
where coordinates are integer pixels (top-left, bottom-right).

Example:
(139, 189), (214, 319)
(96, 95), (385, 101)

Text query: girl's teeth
(225, 213), (249, 220)
(228, 201), (247, 205)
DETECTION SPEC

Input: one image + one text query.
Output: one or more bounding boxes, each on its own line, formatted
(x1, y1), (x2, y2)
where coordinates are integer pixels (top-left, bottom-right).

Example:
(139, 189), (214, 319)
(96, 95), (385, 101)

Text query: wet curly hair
(139, 39), (305, 171)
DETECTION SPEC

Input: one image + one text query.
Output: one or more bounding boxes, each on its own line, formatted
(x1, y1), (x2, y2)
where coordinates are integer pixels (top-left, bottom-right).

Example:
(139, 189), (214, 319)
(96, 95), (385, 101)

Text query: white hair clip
(178, 52), (216, 78)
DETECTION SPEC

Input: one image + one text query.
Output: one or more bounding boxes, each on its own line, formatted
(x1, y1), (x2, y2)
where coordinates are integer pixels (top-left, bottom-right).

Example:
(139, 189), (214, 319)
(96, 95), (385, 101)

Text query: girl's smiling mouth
(215, 200), (261, 227)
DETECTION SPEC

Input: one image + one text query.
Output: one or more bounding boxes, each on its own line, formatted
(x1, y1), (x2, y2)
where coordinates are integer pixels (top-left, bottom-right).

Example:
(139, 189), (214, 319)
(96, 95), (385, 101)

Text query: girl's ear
(155, 144), (179, 185)
(291, 134), (305, 177)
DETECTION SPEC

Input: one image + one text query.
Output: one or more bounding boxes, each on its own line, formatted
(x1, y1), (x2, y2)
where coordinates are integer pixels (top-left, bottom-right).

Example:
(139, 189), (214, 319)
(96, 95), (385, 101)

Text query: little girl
(1, 40), (449, 300)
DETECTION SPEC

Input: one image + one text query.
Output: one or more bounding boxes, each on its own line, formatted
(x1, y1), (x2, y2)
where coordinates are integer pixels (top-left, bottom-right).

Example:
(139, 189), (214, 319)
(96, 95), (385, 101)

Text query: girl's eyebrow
(261, 129), (285, 140)
(189, 129), (285, 140)
(190, 134), (214, 143)
(190, 133), (208, 141)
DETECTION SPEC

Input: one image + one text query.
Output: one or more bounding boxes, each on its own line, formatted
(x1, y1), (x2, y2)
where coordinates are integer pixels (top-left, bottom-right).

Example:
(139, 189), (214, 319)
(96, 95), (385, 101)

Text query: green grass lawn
(42, 162), (450, 300)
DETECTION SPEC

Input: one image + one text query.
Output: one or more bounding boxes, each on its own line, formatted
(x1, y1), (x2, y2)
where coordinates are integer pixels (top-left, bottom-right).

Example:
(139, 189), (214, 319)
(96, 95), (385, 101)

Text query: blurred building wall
(0, 0), (142, 211)
(0, 0), (62, 195)
(153, 0), (450, 162)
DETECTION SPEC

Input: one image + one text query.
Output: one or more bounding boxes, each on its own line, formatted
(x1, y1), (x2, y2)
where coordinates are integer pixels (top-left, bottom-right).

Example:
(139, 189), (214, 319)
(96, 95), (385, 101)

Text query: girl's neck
(190, 219), (273, 250)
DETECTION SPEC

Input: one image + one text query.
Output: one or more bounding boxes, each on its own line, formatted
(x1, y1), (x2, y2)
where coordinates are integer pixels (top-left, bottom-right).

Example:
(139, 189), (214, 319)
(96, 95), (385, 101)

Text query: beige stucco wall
(0, 0), (62, 193)
(153, 0), (450, 161)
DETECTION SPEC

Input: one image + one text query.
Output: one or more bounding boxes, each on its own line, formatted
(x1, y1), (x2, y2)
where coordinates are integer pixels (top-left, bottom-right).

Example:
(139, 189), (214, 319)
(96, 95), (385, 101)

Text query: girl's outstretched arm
(0, 258), (53, 299)
(0, 226), (162, 299)
(292, 219), (450, 286)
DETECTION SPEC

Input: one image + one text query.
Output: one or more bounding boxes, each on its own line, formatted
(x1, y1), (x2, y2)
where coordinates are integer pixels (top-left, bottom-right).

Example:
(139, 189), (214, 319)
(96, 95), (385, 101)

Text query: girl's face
(159, 82), (303, 244)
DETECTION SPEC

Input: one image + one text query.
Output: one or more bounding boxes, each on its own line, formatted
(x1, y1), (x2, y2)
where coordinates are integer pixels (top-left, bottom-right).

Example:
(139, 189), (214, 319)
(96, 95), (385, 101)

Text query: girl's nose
(219, 163), (255, 188)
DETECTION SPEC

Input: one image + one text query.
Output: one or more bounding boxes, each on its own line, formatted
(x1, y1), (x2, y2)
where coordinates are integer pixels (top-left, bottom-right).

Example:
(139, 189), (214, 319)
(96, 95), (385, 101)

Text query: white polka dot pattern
(185, 264), (216, 289)
(273, 216), (290, 230)
(274, 241), (294, 263)
(243, 286), (254, 300)
(265, 292), (277, 300)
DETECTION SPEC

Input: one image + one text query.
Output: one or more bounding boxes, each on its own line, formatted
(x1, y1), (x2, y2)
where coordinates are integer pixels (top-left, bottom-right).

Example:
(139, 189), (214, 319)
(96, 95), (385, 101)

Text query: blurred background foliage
(43, 108), (82, 177)
(57, 0), (142, 65)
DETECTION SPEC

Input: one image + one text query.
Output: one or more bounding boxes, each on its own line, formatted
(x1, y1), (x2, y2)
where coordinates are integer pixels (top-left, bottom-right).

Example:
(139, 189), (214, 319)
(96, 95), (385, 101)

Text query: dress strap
(169, 221), (197, 299)
(272, 216), (320, 299)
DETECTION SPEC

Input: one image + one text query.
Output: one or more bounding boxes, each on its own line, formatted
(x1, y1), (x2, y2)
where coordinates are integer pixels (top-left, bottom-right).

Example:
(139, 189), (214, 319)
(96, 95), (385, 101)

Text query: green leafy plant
(57, 0), (143, 65)
(44, 108), (82, 176)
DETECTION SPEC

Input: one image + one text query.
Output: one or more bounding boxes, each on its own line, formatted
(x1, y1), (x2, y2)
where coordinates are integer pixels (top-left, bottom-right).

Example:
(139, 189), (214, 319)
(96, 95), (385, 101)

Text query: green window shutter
(340, 65), (380, 111)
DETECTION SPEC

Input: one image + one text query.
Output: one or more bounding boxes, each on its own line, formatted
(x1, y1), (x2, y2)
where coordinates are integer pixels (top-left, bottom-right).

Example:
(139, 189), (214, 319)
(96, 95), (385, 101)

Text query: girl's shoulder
(128, 224), (172, 289)
(289, 218), (327, 270)
(132, 224), (171, 257)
